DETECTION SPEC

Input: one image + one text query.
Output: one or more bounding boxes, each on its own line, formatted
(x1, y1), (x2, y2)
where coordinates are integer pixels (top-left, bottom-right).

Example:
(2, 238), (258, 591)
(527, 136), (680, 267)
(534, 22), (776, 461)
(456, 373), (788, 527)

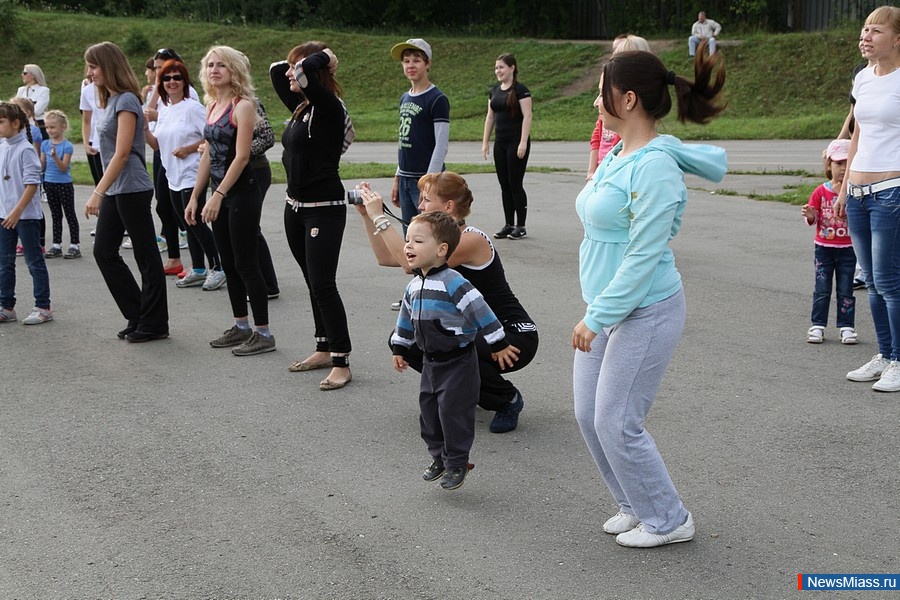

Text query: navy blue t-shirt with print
(397, 85), (450, 178)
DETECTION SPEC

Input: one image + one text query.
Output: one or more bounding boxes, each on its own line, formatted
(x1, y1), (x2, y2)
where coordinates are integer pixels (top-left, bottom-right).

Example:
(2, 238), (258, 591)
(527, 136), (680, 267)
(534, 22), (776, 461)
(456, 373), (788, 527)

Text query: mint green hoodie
(575, 135), (727, 332)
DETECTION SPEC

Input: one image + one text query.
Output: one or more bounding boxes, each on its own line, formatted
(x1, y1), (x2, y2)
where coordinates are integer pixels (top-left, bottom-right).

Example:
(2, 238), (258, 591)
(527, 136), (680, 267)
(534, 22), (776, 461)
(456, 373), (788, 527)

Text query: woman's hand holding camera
(354, 182), (387, 221)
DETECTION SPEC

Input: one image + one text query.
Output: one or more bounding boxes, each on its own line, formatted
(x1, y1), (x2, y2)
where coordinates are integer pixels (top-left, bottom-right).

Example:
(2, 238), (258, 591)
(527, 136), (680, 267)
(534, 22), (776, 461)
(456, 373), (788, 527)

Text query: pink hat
(826, 139), (850, 161)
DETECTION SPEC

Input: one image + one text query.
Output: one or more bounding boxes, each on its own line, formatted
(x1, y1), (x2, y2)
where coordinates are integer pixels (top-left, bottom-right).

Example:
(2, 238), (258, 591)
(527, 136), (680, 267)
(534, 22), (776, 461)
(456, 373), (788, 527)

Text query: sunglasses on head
(161, 74), (184, 82)
(156, 48), (183, 61)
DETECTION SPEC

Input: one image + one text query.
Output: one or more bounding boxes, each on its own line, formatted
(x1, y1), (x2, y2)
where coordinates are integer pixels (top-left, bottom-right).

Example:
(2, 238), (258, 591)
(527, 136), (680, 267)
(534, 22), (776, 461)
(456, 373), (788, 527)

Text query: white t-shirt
(851, 66), (900, 173)
(79, 82), (105, 148)
(154, 98), (206, 191)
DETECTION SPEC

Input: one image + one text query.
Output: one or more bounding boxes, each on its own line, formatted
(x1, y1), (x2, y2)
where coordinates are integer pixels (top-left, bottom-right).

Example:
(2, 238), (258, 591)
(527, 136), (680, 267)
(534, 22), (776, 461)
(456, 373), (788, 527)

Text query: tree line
(17, 0), (876, 37)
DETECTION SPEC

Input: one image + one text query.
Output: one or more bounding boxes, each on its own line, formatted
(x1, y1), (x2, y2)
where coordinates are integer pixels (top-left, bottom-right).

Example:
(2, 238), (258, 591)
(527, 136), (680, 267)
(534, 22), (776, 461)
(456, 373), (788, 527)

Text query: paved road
(2, 141), (896, 599)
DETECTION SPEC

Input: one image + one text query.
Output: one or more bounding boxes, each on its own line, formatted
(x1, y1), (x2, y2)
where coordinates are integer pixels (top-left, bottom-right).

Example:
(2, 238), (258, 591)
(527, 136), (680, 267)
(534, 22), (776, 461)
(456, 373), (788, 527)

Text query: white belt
(285, 196), (345, 211)
(848, 177), (900, 198)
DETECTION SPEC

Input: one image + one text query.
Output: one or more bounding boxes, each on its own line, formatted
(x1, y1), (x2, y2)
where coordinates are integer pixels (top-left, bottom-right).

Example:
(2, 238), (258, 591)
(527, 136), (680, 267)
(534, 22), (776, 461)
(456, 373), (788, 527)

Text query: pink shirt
(807, 182), (852, 248)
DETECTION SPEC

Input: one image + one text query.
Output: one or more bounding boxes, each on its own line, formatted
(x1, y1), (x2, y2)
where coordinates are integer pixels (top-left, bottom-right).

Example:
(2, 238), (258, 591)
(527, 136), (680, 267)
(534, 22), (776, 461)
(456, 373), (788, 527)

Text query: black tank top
(456, 226), (533, 325)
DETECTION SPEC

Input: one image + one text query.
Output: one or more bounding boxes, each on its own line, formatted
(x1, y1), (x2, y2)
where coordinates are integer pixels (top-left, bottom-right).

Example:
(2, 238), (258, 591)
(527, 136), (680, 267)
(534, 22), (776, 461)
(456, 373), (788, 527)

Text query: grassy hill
(3, 10), (864, 142)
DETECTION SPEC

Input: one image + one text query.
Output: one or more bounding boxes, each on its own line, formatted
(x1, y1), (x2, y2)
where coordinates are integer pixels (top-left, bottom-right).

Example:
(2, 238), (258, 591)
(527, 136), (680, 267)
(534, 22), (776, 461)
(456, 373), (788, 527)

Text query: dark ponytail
(601, 41), (725, 125)
(497, 53), (521, 118)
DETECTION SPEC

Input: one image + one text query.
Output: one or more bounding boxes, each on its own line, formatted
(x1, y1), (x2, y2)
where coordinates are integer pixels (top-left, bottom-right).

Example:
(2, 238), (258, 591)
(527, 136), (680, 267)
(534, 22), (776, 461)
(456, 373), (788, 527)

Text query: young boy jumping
(391, 211), (517, 490)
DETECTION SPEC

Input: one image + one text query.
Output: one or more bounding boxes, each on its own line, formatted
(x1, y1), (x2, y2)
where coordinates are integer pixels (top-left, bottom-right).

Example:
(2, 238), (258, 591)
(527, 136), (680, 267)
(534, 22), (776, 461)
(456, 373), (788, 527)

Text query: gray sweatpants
(573, 288), (690, 535)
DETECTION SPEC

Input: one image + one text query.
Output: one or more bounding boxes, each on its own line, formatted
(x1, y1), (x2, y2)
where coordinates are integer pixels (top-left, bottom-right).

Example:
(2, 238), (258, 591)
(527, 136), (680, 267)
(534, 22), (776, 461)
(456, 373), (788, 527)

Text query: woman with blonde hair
(83, 42), (168, 342)
(187, 46), (273, 356)
(835, 5), (900, 392)
(17, 64), (50, 138)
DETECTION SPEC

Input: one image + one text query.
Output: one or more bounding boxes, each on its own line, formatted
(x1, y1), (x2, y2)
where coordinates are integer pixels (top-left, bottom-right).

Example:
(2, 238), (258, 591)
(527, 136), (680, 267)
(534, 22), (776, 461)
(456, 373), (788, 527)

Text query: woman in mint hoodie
(571, 43), (727, 549)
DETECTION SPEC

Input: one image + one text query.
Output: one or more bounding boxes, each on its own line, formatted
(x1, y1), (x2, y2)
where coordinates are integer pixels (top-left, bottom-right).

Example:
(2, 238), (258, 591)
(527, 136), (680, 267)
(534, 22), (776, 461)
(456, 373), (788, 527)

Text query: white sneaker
(178, 231), (188, 249)
(872, 361), (900, 392)
(122, 237), (133, 249)
(156, 235), (167, 253)
(847, 354), (889, 382)
(615, 512), (694, 548)
(202, 269), (227, 291)
(22, 307), (53, 325)
(603, 511), (641, 534)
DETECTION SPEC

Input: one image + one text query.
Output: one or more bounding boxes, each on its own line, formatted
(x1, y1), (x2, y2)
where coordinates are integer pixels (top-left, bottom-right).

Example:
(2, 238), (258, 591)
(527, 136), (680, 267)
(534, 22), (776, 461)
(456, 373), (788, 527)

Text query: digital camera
(346, 189), (364, 205)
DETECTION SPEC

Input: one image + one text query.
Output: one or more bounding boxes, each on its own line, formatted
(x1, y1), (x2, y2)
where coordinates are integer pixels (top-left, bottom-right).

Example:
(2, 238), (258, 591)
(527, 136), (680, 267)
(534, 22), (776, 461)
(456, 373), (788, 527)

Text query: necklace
(875, 62), (900, 76)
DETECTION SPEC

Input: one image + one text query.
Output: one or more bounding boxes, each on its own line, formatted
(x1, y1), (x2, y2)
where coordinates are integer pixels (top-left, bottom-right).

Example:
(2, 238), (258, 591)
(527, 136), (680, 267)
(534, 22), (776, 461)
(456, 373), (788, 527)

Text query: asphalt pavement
(1, 141), (896, 599)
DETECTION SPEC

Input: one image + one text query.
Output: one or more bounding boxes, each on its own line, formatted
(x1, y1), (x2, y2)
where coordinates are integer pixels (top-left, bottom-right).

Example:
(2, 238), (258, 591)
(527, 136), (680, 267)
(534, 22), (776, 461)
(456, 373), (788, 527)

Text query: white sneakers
(615, 513), (695, 548)
(603, 511), (640, 534)
(847, 354), (889, 382)
(847, 354), (900, 392)
(872, 361), (900, 392)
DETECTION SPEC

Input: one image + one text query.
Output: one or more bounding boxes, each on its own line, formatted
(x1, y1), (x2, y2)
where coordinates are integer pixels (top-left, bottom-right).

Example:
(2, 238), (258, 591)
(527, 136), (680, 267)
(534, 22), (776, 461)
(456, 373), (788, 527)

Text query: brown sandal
(288, 359), (332, 372)
(319, 372), (352, 391)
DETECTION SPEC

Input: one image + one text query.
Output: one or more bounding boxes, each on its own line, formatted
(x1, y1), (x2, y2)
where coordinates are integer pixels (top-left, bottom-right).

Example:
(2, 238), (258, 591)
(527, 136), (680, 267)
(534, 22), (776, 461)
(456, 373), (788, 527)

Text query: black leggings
(44, 182), (80, 246)
(171, 186), (219, 271)
(212, 184), (268, 326)
(252, 162), (279, 294)
(493, 139), (530, 227)
(284, 203), (351, 354)
(153, 152), (181, 260)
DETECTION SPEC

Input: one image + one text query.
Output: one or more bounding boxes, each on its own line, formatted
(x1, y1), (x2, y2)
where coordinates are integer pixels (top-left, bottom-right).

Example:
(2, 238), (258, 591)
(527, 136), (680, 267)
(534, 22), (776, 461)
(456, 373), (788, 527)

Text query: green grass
(714, 182), (820, 205)
(4, 10), (863, 144)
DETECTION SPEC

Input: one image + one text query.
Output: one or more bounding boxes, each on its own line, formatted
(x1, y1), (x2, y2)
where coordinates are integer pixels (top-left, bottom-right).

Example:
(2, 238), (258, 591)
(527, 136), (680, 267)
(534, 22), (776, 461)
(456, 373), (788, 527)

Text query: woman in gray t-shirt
(83, 42), (168, 342)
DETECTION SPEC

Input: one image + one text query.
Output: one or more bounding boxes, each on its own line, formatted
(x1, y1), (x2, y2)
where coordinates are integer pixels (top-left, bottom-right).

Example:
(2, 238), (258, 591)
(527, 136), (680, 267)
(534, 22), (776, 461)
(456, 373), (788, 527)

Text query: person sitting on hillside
(689, 11), (722, 56)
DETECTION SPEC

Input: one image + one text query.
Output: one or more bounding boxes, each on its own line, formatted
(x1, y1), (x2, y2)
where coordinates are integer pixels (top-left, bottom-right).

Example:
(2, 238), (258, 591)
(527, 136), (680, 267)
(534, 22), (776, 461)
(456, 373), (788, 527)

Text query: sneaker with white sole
(178, 231), (188, 249)
(615, 512), (694, 548)
(603, 511), (641, 534)
(202, 269), (227, 291)
(176, 270), (207, 288)
(0, 307), (17, 322)
(22, 307), (53, 325)
(156, 235), (167, 253)
(122, 237), (133, 249)
(872, 361), (900, 392)
(847, 353), (889, 382)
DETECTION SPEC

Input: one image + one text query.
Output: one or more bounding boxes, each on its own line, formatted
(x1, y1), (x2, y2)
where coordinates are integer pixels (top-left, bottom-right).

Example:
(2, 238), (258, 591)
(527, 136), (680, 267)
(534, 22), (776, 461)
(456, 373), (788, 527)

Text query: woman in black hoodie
(270, 42), (353, 391)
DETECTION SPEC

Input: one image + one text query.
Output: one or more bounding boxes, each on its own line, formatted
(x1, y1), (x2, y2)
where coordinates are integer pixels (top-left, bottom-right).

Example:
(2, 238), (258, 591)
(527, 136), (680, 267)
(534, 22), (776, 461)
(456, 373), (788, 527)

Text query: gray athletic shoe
(232, 331), (276, 356)
(176, 270), (207, 288)
(202, 269), (227, 291)
(210, 325), (252, 348)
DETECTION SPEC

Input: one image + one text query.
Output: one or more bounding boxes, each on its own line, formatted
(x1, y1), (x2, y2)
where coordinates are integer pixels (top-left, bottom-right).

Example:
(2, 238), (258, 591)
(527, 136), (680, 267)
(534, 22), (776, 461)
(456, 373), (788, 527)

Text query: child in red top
(801, 139), (856, 344)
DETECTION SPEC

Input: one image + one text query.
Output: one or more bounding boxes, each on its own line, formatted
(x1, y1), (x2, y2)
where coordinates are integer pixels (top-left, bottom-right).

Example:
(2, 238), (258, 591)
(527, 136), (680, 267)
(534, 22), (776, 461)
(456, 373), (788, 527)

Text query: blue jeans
(397, 175), (421, 235)
(811, 244), (856, 328)
(0, 219), (50, 310)
(846, 184), (900, 359)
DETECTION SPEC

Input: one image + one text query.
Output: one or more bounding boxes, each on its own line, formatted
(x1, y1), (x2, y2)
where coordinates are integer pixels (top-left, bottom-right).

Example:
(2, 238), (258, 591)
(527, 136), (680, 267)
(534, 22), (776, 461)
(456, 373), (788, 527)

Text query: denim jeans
(0, 219), (50, 310)
(811, 244), (856, 328)
(846, 184), (900, 359)
(397, 175), (421, 236)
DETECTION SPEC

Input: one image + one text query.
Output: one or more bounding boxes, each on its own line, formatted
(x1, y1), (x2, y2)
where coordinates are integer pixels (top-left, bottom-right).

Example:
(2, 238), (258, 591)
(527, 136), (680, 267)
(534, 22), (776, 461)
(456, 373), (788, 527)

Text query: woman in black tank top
(187, 45), (274, 357)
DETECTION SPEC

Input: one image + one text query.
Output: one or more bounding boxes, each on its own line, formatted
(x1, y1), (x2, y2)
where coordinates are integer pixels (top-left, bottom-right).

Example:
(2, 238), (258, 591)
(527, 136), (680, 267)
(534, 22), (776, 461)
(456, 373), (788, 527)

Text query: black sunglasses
(161, 74), (184, 82)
